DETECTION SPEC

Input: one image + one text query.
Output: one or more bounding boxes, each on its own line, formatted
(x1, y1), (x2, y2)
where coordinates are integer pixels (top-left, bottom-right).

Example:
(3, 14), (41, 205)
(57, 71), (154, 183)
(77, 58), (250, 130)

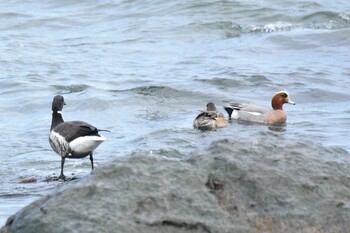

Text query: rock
(1, 139), (350, 233)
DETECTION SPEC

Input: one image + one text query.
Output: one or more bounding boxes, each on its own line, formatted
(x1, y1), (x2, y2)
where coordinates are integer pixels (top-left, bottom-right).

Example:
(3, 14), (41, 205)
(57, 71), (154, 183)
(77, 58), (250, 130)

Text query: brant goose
(193, 102), (228, 130)
(49, 95), (108, 180)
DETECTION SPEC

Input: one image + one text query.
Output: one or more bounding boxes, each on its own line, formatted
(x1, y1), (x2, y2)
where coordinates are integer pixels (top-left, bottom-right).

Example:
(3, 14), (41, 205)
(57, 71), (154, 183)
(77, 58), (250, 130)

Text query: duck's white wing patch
(231, 110), (238, 120)
(247, 111), (262, 116)
(233, 110), (262, 118)
(49, 131), (70, 156)
(69, 136), (106, 156)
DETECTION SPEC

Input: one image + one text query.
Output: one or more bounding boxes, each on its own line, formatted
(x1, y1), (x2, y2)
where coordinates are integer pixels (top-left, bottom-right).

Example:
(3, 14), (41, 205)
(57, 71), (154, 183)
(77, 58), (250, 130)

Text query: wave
(181, 10), (350, 37)
(247, 22), (292, 33)
(244, 11), (350, 33)
(303, 11), (350, 29)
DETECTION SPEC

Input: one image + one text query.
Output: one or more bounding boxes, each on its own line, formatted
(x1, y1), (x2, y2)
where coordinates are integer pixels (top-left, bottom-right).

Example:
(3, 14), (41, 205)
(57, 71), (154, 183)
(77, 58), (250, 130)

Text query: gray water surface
(1, 0), (349, 225)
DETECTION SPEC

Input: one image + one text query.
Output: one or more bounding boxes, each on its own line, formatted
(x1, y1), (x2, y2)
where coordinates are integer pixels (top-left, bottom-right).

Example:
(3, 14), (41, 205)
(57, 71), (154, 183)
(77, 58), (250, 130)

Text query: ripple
(196, 75), (272, 89)
(51, 84), (90, 94)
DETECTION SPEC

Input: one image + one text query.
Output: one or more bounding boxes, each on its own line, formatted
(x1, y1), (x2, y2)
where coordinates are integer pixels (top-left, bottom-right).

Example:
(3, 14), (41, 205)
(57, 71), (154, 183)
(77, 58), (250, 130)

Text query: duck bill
(287, 99), (296, 105)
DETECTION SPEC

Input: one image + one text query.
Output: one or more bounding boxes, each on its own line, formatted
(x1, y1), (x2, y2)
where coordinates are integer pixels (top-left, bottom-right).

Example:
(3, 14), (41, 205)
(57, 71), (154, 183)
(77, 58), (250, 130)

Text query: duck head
(271, 91), (295, 110)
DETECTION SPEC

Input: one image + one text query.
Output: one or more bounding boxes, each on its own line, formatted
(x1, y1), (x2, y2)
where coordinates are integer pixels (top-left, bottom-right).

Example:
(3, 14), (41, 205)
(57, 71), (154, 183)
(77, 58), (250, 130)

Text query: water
(1, 0), (349, 225)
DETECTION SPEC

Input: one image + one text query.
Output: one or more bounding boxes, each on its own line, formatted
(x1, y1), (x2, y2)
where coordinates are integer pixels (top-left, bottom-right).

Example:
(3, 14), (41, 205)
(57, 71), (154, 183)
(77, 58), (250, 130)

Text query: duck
(223, 91), (295, 124)
(193, 102), (228, 130)
(49, 95), (108, 180)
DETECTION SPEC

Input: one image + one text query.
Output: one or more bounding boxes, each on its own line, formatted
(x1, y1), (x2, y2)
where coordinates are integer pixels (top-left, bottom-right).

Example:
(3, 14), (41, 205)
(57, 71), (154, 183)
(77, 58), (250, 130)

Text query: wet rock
(1, 139), (350, 233)
(43, 175), (79, 182)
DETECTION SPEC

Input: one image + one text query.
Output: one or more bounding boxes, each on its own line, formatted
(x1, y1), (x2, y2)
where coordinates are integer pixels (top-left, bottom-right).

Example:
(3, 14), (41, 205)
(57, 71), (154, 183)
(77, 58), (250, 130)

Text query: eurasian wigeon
(193, 102), (228, 130)
(223, 91), (295, 124)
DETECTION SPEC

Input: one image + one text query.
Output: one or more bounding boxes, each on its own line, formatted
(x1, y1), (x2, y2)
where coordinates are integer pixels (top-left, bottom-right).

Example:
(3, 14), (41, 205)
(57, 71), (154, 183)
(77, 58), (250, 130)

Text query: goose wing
(53, 121), (100, 142)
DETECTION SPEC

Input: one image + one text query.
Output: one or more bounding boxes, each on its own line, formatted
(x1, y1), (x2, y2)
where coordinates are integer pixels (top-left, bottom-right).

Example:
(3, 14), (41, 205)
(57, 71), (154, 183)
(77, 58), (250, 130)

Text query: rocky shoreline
(1, 139), (349, 233)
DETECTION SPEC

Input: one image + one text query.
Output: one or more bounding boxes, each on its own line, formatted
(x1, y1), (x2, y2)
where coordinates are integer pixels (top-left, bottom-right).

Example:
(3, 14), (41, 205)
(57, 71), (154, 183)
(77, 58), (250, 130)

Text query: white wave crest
(249, 22), (292, 33)
(339, 13), (350, 23)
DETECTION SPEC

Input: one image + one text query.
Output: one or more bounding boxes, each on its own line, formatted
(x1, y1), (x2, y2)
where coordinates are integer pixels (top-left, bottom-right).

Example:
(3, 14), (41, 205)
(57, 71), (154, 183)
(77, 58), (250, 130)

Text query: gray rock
(2, 139), (350, 233)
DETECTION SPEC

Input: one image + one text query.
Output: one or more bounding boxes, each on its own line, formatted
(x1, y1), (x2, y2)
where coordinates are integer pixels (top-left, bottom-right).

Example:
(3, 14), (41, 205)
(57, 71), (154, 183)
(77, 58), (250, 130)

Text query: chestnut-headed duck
(223, 91), (295, 124)
(193, 102), (228, 130)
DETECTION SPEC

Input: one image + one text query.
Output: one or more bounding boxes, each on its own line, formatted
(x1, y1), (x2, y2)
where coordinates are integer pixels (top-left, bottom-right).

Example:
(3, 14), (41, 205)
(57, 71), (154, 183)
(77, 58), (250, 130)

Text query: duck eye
(280, 93), (288, 98)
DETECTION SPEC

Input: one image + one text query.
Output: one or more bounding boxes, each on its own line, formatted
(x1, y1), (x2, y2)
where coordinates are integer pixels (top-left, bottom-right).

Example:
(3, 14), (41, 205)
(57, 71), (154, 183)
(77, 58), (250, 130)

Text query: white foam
(249, 22), (292, 33)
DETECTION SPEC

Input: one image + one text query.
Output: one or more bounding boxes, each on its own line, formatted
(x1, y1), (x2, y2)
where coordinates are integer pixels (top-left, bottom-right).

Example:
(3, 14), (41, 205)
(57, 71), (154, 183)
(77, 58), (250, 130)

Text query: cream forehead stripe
(277, 91), (289, 96)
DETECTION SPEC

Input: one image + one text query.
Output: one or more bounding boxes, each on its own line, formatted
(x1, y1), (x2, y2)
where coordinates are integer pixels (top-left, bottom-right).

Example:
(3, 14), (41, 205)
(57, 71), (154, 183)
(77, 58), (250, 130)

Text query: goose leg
(58, 156), (66, 180)
(90, 153), (94, 170)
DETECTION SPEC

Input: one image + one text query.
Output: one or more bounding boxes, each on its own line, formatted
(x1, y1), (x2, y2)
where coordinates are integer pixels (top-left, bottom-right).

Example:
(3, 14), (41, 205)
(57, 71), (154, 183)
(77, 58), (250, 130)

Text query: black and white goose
(49, 95), (108, 180)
